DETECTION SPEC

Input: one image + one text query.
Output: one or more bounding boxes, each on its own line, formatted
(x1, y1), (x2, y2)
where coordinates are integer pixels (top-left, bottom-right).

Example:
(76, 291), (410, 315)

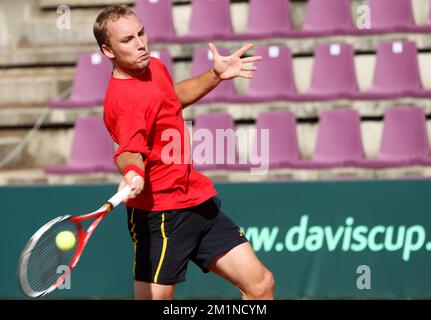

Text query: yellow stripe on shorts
(154, 212), (168, 283)
(129, 208), (138, 275)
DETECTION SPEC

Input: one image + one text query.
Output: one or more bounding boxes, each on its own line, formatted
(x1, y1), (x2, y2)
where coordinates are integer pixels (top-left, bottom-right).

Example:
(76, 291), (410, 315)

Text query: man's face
(103, 14), (150, 75)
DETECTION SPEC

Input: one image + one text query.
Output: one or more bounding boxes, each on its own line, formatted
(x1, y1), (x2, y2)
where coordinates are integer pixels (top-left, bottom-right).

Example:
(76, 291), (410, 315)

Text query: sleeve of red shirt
(113, 94), (159, 163)
(153, 57), (174, 86)
(162, 65), (174, 86)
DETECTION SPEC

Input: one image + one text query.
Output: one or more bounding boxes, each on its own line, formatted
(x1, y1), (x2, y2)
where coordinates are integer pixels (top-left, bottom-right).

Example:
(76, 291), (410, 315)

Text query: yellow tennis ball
(55, 231), (76, 250)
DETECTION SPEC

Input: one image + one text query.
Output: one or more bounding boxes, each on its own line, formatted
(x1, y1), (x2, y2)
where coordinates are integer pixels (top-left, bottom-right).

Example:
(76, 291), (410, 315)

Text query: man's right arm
(116, 151), (145, 200)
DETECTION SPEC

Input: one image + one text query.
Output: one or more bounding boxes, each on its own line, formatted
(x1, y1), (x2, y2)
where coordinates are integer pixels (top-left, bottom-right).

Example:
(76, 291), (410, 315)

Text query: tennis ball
(55, 231), (76, 251)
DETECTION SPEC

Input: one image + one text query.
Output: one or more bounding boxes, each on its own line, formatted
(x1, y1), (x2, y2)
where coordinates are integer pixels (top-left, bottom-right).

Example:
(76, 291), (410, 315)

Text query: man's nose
(136, 37), (146, 50)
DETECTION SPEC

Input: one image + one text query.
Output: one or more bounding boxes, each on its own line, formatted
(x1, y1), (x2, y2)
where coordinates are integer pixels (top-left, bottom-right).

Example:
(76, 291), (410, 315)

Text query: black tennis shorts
(126, 197), (248, 285)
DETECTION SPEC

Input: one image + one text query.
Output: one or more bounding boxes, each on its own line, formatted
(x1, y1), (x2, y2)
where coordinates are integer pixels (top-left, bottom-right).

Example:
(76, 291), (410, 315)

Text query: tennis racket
(17, 185), (132, 298)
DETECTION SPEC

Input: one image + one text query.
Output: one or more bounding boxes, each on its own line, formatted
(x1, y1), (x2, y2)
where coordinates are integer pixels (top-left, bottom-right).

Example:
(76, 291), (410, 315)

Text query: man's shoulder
(149, 56), (173, 85)
(150, 56), (163, 66)
(150, 56), (171, 73)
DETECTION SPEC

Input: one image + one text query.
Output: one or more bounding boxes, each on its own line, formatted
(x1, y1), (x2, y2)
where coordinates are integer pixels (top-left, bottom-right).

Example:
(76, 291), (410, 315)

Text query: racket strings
(21, 219), (81, 295)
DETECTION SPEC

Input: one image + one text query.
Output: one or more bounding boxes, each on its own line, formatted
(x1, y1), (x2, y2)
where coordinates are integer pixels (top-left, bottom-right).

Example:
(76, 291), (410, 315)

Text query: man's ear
(102, 44), (115, 59)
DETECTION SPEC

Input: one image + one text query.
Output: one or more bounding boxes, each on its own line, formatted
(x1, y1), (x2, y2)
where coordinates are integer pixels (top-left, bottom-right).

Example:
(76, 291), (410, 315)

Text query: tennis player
(93, 4), (274, 300)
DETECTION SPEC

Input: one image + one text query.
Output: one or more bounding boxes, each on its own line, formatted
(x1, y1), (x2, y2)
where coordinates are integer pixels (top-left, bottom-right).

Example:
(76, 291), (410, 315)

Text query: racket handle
(107, 185), (132, 208)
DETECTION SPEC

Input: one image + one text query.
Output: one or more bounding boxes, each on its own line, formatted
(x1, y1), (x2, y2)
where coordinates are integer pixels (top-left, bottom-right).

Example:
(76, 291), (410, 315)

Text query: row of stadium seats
(135, 0), (431, 42)
(135, 0), (431, 43)
(2, 1), (431, 180)
(9, 0), (431, 54)
(46, 106), (431, 175)
(48, 39), (431, 109)
(193, 107), (431, 171)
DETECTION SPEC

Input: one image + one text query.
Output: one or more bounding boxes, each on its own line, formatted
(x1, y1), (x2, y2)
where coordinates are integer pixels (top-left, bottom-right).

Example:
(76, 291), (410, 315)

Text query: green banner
(1, 180), (431, 299)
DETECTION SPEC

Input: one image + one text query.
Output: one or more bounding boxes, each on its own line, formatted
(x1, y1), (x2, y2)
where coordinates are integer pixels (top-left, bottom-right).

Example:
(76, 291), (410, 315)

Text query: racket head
(18, 215), (84, 298)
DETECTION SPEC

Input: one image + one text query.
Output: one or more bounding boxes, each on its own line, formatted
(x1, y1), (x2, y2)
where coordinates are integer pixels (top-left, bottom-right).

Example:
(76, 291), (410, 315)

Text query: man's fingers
(119, 179), (130, 202)
(238, 73), (253, 79)
(234, 43), (253, 58)
(131, 175), (143, 187)
(129, 191), (138, 199)
(240, 56), (262, 64)
(241, 66), (257, 72)
(122, 174), (144, 201)
(131, 177), (144, 194)
(129, 186), (143, 199)
(208, 43), (220, 58)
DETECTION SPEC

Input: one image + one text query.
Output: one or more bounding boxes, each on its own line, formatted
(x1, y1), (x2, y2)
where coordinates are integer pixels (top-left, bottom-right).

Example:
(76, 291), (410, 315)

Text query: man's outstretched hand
(209, 43), (262, 80)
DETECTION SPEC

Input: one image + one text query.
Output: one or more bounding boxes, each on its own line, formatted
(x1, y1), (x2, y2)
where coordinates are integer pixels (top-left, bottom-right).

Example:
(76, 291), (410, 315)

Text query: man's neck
(112, 68), (133, 79)
(112, 66), (148, 79)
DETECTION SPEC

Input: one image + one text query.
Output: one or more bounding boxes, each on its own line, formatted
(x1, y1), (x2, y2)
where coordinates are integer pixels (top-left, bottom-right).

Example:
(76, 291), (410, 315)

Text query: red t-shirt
(104, 57), (217, 211)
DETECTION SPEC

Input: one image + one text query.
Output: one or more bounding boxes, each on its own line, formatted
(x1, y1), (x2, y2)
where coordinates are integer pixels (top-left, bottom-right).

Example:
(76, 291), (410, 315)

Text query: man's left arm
(174, 43), (262, 109)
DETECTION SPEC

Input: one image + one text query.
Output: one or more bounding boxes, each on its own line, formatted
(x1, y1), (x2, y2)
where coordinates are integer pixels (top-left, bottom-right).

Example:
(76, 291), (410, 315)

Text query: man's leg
(134, 281), (176, 300)
(127, 209), (186, 301)
(208, 242), (274, 300)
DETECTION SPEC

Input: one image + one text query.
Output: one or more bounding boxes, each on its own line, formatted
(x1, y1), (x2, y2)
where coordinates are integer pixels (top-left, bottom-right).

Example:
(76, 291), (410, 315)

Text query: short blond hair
(93, 4), (136, 50)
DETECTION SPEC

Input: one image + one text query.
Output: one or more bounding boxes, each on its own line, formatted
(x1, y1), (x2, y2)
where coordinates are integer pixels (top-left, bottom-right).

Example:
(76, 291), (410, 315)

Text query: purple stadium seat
(368, 0), (416, 33)
(298, 109), (365, 168)
(192, 113), (241, 170)
(150, 49), (174, 78)
(183, 0), (234, 41)
(191, 47), (236, 103)
(48, 53), (112, 108)
(242, 0), (300, 38)
(45, 117), (117, 174)
(304, 43), (359, 100)
(357, 40), (431, 100)
(302, 0), (354, 35)
(235, 46), (298, 102)
(357, 107), (431, 168)
(251, 111), (301, 169)
(134, 0), (177, 42)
